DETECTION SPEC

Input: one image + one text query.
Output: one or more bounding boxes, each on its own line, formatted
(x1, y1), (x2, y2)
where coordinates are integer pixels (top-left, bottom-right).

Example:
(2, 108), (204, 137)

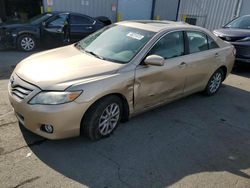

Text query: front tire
(204, 69), (224, 96)
(17, 34), (36, 52)
(81, 96), (123, 141)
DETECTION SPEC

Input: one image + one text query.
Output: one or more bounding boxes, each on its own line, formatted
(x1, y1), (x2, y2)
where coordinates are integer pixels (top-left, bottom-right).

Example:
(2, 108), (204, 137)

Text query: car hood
(15, 45), (124, 90)
(214, 28), (250, 37)
(0, 23), (29, 29)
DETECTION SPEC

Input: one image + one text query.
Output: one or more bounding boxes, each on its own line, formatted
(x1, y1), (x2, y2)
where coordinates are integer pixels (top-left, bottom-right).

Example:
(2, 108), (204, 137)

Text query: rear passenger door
(69, 14), (96, 42)
(183, 31), (220, 94)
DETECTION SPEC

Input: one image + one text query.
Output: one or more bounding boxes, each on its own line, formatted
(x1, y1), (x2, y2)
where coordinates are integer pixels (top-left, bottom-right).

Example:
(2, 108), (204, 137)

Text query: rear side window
(187, 31), (208, 53)
(70, 15), (93, 25)
(208, 36), (219, 49)
(148, 31), (184, 59)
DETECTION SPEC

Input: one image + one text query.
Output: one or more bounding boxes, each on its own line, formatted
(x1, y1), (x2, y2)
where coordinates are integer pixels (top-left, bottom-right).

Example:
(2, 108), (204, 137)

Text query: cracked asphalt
(0, 50), (250, 188)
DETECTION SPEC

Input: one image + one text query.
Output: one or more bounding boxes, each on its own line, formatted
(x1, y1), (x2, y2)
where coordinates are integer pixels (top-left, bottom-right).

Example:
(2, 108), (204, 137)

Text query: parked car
(0, 12), (111, 51)
(9, 21), (235, 140)
(213, 15), (250, 64)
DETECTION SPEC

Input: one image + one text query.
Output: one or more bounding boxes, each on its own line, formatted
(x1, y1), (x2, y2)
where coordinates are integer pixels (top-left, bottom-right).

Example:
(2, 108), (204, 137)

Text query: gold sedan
(8, 21), (235, 140)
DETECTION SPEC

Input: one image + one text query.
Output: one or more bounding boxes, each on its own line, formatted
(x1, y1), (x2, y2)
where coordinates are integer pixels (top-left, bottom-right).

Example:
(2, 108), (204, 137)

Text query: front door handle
(178, 62), (187, 68)
(214, 53), (219, 57)
(86, 26), (93, 29)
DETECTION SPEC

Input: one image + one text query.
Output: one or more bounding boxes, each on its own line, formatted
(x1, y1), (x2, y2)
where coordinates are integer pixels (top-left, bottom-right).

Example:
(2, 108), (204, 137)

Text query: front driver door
(42, 13), (68, 47)
(134, 31), (187, 111)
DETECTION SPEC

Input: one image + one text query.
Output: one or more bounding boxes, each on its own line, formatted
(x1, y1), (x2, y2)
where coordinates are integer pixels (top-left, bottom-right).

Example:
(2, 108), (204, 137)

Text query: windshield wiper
(74, 42), (83, 50)
(84, 50), (104, 60)
(75, 43), (105, 60)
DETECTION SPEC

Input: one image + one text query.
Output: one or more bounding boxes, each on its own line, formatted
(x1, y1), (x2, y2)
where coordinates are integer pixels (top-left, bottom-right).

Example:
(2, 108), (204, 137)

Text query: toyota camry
(9, 21), (235, 140)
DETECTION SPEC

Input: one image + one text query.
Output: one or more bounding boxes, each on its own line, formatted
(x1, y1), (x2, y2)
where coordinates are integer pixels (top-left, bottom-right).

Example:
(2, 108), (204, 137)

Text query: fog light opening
(41, 124), (54, 133)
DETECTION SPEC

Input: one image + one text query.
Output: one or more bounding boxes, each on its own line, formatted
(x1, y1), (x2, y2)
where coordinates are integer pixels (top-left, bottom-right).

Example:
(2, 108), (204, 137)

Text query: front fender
(17, 27), (40, 40)
(70, 72), (135, 114)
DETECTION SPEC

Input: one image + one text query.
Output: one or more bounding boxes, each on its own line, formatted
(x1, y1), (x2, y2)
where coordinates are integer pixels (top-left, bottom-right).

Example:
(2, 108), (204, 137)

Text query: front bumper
(0, 32), (17, 49)
(231, 42), (250, 63)
(8, 75), (90, 139)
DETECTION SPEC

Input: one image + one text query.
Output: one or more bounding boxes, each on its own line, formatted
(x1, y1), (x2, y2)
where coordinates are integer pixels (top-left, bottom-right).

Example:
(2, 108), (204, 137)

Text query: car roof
(117, 20), (203, 32)
(44, 11), (88, 16)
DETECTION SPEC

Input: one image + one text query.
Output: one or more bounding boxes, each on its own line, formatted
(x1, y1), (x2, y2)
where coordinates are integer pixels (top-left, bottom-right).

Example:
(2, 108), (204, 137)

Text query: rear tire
(81, 96), (123, 141)
(17, 34), (37, 52)
(204, 69), (224, 96)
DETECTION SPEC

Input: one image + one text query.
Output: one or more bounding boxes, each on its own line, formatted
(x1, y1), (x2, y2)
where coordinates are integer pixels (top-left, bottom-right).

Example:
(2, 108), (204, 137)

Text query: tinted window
(47, 14), (67, 27)
(187, 31), (208, 53)
(225, 15), (250, 29)
(208, 36), (219, 49)
(149, 31), (184, 59)
(71, 15), (93, 24)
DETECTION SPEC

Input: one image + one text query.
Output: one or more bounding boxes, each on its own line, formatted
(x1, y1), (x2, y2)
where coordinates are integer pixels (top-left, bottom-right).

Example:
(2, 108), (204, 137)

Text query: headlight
(5, 30), (17, 37)
(213, 31), (220, 37)
(237, 37), (250, 42)
(29, 91), (82, 105)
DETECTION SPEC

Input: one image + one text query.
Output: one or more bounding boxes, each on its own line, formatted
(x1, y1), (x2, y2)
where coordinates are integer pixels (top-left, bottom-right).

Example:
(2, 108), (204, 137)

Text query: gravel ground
(0, 50), (250, 188)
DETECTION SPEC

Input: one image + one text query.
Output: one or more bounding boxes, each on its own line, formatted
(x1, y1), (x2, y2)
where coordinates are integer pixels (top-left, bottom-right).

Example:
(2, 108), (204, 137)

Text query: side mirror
(144, 55), (164, 66)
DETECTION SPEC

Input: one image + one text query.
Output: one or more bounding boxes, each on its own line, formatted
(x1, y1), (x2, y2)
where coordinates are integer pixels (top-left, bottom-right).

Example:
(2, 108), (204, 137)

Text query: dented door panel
(184, 51), (217, 94)
(134, 57), (187, 111)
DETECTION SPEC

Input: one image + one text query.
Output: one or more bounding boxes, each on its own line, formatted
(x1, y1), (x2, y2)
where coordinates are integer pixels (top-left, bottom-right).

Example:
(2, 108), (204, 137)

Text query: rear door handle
(214, 53), (219, 57)
(178, 62), (187, 68)
(86, 26), (93, 29)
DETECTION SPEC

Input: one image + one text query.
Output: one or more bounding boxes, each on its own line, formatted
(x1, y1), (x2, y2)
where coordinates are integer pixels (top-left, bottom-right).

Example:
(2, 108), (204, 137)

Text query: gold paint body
(8, 21), (235, 139)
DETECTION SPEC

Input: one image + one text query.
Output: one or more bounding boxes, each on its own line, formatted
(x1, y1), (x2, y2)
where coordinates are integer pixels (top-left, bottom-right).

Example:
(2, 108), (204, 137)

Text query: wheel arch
(80, 93), (130, 133)
(17, 32), (37, 40)
(218, 65), (227, 81)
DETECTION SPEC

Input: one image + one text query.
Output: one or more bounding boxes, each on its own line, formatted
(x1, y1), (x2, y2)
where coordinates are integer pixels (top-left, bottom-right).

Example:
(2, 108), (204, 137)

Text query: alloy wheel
(209, 72), (222, 93)
(20, 37), (35, 51)
(98, 103), (120, 136)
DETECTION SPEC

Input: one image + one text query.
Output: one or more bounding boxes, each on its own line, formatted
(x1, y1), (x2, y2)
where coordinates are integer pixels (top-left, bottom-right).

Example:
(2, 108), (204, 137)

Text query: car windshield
(76, 25), (156, 63)
(27, 13), (53, 24)
(224, 15), (250, 29)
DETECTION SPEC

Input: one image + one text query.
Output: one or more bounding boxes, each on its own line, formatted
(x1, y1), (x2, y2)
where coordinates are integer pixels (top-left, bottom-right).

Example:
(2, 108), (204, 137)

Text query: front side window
(77, 25), (155, 63)
(187, 31), (208, 54)
(148, 31), (184, 59)
(47, 14), (68, 27)
(224, 15), (250, 29)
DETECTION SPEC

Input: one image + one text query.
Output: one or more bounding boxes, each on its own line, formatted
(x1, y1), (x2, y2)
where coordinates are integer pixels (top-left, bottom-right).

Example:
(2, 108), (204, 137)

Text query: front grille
(11, 85), (33, 100)
(234, 45), (250, 58)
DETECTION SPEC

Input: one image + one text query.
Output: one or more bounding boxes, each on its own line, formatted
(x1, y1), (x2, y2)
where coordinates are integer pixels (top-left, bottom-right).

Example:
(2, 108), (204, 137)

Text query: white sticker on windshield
(126, 32), (144, 40)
